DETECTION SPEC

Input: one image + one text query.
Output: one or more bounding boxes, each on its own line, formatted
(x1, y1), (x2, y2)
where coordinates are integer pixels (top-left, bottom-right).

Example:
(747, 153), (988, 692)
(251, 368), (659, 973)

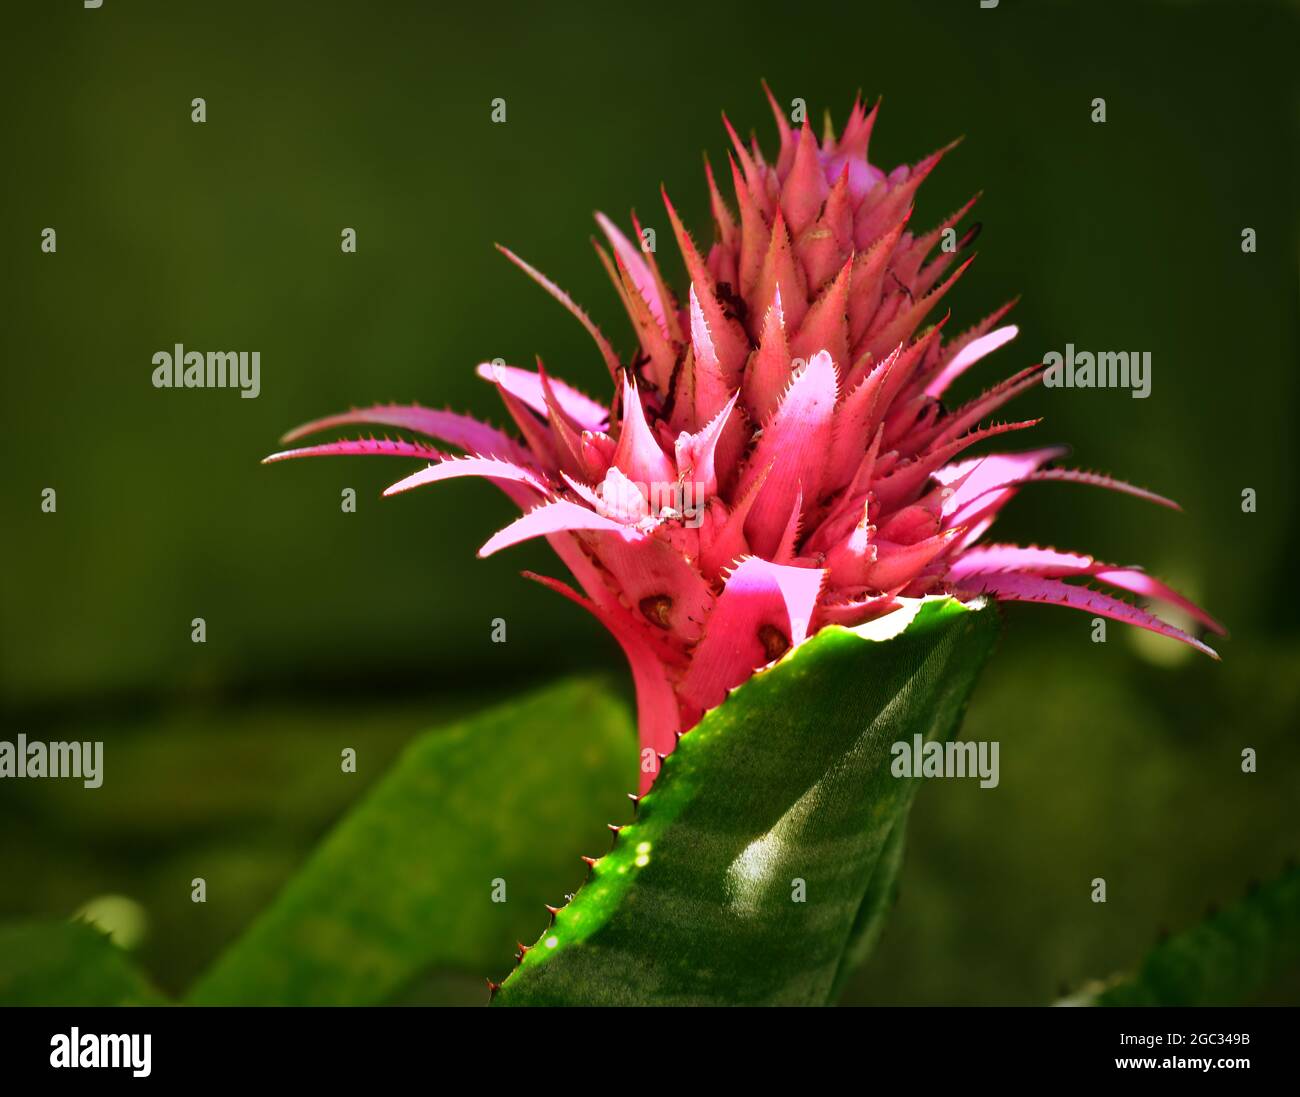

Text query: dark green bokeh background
(1, 0), (1296, 1003)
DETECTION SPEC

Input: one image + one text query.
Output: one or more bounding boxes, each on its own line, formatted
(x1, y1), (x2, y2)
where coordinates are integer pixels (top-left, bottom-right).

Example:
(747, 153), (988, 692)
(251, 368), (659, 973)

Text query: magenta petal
(814, 591), (901, 628)
(741, 350), (838, 557)
(478, 499), (636, 557)
(1089, 567), (1226, 635)
(825, 352), (892, 493)
(772, 486), (805, 564)
(948, 543), (1095, 578)
(688, 284), (741, 426)
(789, 256), (852, 374)
(698, 462), (770, 581)
(874, 418), (1044, 514)
(679, 557), (826, 712)
(925, 365), (1045, 450)
(496, 244), (622, 379)
(950, 545), (1225, 639)
(584, 532), (716, 646)
(942, 457), (1180, 531)
(780, 122), (830, 236)
(924, 324), (1019, 398)
(612, 375), (675, 488)
(937, 447), (1069, 523)
(559, 471), (604, 509)
(382, 455), (549, 498)
(864, 529), (960, 589)
(823, 503), (874, 586)
(743, 286), (792, 424)
(1020, 467), (1181, 511)
(474, 362), (608, 432)
(674, 389), (739, 498)
(279, 403), (531, 466)
(525, 571), (680, 794)
(262, 437), (443, 463)
(929, 298), (1020, 385)
(958, 571), (1219, 659)
(595, 212), (670, 338)
(663, 186), (750, 375)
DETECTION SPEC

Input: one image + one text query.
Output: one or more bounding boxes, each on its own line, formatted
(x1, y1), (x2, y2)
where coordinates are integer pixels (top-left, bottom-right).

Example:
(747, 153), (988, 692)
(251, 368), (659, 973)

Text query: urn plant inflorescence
(267, 90), (1223, 792)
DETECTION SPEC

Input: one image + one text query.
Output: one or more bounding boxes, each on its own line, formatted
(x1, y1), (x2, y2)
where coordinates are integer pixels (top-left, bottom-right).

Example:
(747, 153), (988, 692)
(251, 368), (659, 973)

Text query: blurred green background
(1, 0), (1296, 1003)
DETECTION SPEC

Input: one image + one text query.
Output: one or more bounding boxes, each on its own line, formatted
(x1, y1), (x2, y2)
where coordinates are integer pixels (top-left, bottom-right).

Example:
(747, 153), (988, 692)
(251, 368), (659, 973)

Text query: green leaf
(0, 921), (167, 1005)
(1063, 865), (1300, 1006)
(495, 597), (1000, 1006)
(187, 678), (636, 1005)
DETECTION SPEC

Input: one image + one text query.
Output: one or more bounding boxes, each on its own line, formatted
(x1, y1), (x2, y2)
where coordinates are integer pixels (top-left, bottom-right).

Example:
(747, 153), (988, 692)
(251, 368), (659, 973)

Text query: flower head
(268, 91), (1222, 789)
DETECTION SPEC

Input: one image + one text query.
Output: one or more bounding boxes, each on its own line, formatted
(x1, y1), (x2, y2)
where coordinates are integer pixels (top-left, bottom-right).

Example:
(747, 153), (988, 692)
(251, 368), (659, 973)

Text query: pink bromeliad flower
(267, 91), (1223, 791)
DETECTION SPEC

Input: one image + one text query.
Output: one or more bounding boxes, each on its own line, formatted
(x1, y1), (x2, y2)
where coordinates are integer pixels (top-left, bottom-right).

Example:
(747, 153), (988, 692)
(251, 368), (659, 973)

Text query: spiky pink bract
(268, 92), (1223, 792)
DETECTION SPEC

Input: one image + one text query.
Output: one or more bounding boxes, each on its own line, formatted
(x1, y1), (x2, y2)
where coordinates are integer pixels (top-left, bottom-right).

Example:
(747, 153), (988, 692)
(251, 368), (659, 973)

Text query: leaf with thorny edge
(493, 595), (1000, 1006)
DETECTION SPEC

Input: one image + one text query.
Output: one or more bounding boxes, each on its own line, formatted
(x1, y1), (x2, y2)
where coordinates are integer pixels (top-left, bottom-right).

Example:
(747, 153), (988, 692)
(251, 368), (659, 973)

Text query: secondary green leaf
(187, 678), (636, 1005)
(1063, 865), (1300, 1006)
(0, 921), (166, 1006)
(495, 597), (999, 1006)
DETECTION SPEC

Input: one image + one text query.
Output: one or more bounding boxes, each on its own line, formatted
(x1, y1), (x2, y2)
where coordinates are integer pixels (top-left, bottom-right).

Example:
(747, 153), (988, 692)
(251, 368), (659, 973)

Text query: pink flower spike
(269, 92), (1224, 785)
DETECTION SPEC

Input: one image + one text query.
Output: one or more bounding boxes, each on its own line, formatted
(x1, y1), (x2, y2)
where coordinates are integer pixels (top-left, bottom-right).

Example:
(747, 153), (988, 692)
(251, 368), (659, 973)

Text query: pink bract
(268, 90), (1223, 792)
